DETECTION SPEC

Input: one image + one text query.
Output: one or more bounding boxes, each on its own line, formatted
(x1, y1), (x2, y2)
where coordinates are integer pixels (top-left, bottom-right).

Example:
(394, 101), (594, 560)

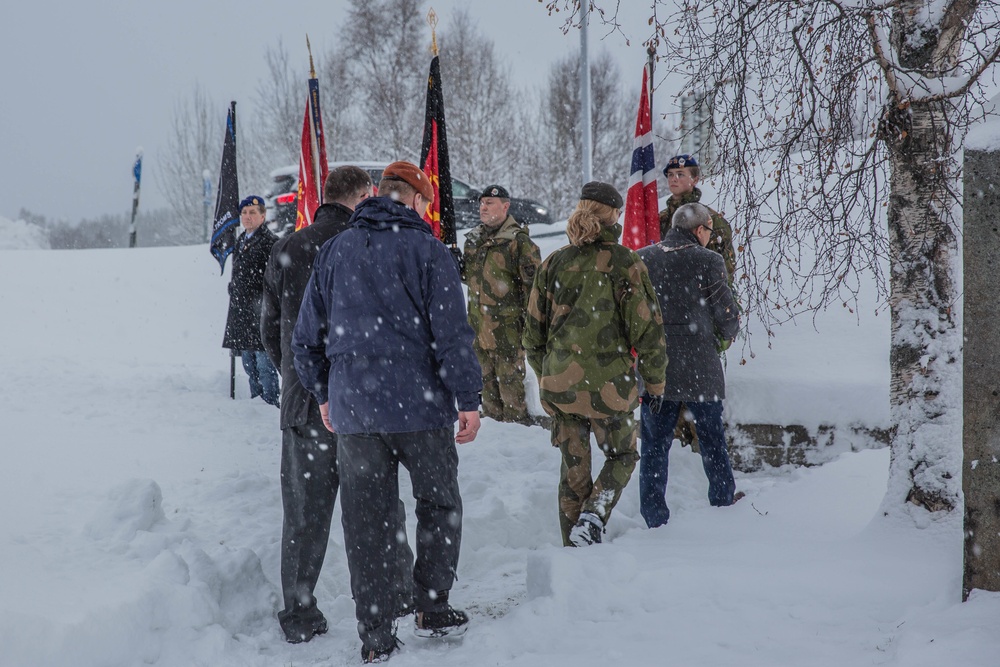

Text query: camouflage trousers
(548, 408), (639, 546)
(475, 344), (530, 424)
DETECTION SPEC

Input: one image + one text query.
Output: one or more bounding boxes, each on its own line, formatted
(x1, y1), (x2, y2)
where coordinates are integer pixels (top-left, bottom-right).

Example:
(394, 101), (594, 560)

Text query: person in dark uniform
(223, 195), (279, 405)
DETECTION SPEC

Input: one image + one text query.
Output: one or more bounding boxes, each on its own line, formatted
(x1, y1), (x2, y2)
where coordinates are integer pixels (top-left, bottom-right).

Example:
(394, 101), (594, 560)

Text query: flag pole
(294, 37), (329, 231)
(429, 8), (439, 56)
(306, 35), (323, 208)
(420, 9), (457, 250)
(128, 148), (142, 248)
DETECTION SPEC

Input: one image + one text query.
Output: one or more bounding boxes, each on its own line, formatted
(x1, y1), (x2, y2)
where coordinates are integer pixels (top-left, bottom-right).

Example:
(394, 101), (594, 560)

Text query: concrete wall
(963, 148), (1000, 597)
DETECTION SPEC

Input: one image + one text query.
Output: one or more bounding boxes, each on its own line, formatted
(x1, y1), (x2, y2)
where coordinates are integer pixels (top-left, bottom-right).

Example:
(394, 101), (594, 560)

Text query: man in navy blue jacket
(292, 161), (482, 663)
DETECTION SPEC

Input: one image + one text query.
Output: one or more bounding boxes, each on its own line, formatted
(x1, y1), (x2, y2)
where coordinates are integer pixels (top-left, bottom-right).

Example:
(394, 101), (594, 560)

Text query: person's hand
(455, 410), (481, 444)
(643, 393), (666, 414)
(450, 246), (466, 277)
(319, 402), (335, 433)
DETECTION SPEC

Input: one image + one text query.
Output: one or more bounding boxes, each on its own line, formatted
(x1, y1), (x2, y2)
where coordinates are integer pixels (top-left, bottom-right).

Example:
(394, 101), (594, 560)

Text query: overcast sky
(0, 0), (671, 222)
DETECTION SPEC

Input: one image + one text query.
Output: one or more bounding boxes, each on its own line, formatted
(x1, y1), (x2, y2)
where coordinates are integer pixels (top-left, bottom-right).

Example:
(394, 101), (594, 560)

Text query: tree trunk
(883, 93), (962, 516)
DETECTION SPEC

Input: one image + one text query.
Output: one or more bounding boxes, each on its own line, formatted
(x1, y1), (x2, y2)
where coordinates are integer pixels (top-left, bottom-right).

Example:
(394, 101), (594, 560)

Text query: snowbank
(0, 214), (50, 249)
(0, 243), (995, 667)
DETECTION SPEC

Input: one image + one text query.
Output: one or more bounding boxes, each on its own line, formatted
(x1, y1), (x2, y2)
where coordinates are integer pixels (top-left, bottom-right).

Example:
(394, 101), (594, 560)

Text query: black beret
(580, 181), (623, 209)
(479, 184), (510, 200)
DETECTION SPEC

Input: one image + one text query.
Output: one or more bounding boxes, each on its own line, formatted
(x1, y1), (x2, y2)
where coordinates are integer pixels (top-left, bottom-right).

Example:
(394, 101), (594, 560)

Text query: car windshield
(452, 178), (477, 198)
(266, 175), (296, 197)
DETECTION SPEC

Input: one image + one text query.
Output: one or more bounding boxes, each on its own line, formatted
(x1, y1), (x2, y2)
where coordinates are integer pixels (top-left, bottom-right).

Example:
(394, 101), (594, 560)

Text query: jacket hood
(350, 196), (432, 234)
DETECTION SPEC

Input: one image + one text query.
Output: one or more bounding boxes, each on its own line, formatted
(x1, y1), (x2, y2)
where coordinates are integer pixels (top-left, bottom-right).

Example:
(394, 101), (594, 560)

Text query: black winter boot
(414, 607), (469, 638)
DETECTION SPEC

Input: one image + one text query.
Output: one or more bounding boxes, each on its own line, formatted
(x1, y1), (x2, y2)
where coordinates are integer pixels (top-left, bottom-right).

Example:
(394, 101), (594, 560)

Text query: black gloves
(450, 246), (466, 278)
(643, 393), (666, 414)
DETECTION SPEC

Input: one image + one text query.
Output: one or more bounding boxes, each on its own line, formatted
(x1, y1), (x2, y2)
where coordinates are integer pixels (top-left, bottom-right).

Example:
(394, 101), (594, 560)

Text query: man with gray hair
(636, 202), (742, 528)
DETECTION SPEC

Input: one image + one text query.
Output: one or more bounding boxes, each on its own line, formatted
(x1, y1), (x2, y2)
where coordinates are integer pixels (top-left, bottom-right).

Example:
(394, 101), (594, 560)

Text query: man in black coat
(637, 202), (741, 528)
(223, 195), (279, 406)
(261, 167), (414, 644)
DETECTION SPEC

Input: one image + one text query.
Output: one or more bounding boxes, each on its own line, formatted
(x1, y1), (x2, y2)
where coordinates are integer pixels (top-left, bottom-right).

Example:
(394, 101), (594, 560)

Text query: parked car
(265, 161), (554, 234)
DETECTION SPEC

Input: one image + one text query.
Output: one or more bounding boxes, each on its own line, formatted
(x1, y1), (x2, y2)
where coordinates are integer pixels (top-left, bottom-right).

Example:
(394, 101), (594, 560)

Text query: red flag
(294, 76), (328, 232)
(623, 62), (659, 250)
(419, 55), (455, 244)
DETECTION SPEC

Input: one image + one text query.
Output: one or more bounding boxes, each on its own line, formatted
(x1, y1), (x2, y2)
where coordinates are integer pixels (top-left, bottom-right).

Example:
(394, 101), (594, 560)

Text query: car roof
(268, 161), (390, 178)
(268, 161), (480, 191)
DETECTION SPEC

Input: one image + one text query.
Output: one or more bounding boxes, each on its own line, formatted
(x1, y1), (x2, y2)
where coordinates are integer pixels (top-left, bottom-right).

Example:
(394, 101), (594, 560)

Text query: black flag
(419, 55), (455, 246)
(210, 102), (240, 273)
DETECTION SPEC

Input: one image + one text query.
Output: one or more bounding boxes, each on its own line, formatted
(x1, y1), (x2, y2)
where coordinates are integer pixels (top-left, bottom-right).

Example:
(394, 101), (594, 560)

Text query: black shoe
(414, 606), (469, 638)
(278, 606), (327, 644)
(569, 512), (604, 547)
(362, 637), (401, 664)
(394, 598), (414, 619)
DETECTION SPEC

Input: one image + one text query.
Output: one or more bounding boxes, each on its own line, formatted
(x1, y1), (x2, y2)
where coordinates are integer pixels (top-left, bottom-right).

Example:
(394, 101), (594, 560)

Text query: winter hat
(580, 181), (623, 209)
(479, 184), (510, 200)
(662, 154), (699, 176)
(381, 161), (435, 203)
(239, 195), (266, 211)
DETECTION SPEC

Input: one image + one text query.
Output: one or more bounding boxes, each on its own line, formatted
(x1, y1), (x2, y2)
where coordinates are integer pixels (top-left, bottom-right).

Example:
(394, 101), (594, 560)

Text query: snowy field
(1, 217), (997, 666)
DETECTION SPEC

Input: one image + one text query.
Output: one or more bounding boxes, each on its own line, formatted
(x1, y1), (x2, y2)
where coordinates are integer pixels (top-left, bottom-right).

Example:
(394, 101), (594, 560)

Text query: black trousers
(338, 427), (462, 651)
(278, 404), (339, 624)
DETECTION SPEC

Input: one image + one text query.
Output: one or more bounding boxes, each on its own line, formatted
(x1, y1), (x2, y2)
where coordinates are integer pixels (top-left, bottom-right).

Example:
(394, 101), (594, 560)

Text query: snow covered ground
(0, 225), (997, 666)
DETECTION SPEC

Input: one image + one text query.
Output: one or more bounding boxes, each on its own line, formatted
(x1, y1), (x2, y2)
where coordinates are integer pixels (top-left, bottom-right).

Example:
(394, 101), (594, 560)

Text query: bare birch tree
(545, 0), (1000, 519)
(437, 8), (523, 187)
(335, 0), (428, 161)
(157, 84), (219, 238)
(158, 86), (269, 236)
(527, 49), (632, 218)
(254, 39), (303, 168)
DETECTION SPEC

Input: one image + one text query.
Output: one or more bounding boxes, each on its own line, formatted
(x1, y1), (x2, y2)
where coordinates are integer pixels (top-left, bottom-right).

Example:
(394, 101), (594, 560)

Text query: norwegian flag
(294, 75), (328, 231)
(623, 61), (659, 251)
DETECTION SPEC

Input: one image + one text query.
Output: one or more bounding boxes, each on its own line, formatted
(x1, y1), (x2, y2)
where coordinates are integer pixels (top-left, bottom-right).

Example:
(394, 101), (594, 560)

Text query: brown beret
(580, 181), (623, 209)
(382, 161), (435, 204)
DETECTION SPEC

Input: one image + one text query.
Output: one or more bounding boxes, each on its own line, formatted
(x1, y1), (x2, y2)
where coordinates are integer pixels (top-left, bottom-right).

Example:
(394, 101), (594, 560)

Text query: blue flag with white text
(210, 102), (239, 273)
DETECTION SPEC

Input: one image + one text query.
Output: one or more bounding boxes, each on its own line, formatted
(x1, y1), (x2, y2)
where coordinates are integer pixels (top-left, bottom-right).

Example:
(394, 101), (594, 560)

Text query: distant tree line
(16, 207), (200, 249)
(157, 0), (677, 230)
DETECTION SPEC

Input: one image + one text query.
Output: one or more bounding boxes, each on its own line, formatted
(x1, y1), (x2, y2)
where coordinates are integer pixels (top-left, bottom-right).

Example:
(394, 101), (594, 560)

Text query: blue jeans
(241, 350), (280, 406)
(639, 398), (736, 528)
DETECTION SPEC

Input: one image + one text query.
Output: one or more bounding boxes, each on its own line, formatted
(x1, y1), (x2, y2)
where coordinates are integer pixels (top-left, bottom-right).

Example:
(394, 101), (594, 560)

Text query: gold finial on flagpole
(428, 9), (439, 56)
(306, 34), (316, 78)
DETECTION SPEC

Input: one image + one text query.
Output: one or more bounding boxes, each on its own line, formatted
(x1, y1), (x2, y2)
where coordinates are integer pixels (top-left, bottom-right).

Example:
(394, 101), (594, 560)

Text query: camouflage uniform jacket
(523, 223), (668, 418)
(658, 188), (736, 282)
(462, 215), (541, 350)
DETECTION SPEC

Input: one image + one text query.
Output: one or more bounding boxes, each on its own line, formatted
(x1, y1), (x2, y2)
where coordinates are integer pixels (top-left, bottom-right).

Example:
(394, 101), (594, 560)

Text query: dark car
(265, 161), (554, 234)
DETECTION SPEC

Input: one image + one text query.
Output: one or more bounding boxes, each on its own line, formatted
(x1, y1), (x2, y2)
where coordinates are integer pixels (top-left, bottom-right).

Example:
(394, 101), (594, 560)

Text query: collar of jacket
(662, 226), (700, 247)
(349, 196), (432, 234)
(670, 187), (703, 206)
(473, 215), (523, 243)
(313, 201), (354, 221)
(596, 222), (623, 244)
